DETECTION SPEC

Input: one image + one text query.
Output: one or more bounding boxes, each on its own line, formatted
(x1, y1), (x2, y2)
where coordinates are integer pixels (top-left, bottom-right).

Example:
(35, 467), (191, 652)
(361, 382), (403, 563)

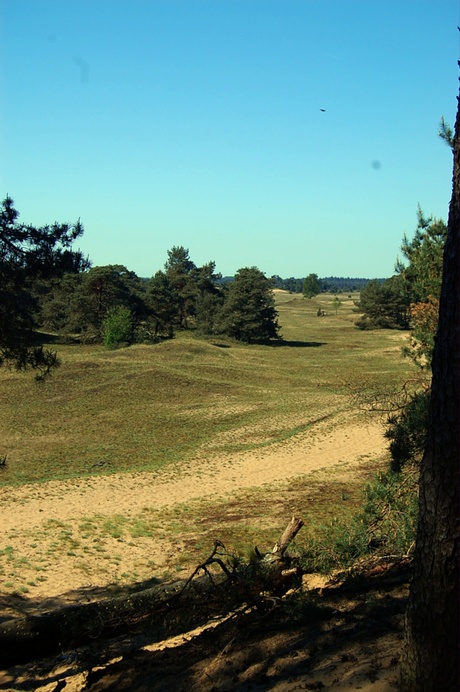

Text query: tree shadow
(83, 585), (406, 691)
(0, 565), (410, 690)
(209, 340), (326, 348)
(29, 330), (61, 345)
(268, 339), (326, 348)
(0, 575), (163, 622)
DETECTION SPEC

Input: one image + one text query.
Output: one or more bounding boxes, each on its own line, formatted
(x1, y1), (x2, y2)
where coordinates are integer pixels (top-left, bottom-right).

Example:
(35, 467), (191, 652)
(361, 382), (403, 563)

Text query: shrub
(358, 468), (418, 554)
(356, 277), (410, 330)
(300, 467), (418, 575)
(384, 389), (430, 472)
(102, 305), (133, 349)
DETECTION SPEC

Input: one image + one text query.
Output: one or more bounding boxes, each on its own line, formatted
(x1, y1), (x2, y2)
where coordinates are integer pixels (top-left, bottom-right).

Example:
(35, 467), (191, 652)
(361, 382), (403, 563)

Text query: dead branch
(270, 516), (304, 558)
(0, 518), (304, 669)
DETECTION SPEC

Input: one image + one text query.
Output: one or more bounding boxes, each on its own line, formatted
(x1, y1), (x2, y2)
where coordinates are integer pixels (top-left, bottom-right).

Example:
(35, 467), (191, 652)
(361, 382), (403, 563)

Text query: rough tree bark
(400, 85), (460, 689)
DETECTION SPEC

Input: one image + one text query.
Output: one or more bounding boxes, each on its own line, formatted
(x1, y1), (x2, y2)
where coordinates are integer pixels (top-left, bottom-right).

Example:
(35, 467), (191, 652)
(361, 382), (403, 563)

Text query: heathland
(0, 290), (413, 603)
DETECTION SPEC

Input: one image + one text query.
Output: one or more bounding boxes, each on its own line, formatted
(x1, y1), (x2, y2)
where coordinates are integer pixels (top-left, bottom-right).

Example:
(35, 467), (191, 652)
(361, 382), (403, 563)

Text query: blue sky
(1, 1), (458, 279)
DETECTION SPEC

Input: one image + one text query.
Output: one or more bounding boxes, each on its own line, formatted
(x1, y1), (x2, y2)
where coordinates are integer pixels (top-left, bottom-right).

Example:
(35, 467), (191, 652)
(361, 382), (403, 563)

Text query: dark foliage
(41, 264), (147, 341)
(320, 276), (380, 293)
(0, 196), (86, 378)
(355, 276), (410, 330)
(384, 389), (430, 472)
(216, 267), (280, 343)
(270, 275), (379, 294)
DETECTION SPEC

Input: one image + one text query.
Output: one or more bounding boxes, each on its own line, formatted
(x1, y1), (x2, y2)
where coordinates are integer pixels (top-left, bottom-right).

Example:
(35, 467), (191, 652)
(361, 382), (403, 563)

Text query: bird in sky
(320, 108), (326, 112)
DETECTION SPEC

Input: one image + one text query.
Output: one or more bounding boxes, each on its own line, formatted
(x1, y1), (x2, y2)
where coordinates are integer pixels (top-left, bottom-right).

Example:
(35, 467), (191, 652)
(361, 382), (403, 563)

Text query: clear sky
(1, 1), (458, 279)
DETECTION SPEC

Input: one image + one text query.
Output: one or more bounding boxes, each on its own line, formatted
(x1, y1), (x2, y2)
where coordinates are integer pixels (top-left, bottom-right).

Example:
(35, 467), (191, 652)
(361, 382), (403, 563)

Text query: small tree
(102, 305), (133, 349)
(302, 273), (321, 299)
(396, 208), (447, 367)
(356, 276), (410, 330)
(331, 296), (342, 315)
(216, 267), (280, 343)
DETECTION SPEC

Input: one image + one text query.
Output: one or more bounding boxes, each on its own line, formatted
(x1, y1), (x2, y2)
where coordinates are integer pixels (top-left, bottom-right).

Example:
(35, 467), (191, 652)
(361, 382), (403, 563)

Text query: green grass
(0, 292), (413, 485)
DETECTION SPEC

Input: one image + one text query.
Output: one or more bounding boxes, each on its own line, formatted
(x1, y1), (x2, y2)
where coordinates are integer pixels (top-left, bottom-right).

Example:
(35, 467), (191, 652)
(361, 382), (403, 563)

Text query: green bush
(384, 389), (430, 472)
(102, 305), (133, 349)
(300, 515), (369, 574)
(300, 467), (418, 575)
(359, 468), (418, 554)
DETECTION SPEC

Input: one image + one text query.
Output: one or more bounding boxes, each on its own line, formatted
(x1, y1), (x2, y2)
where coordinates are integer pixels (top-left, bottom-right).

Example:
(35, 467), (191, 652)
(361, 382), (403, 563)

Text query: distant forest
(221, 275), (385, 294)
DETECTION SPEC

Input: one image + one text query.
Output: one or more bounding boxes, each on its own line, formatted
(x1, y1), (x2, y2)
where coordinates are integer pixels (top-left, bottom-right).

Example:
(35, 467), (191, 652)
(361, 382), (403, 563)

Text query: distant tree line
(39, 246), (280, 347)
(270, 275), (380, 294)
(3, 191), (442, 382)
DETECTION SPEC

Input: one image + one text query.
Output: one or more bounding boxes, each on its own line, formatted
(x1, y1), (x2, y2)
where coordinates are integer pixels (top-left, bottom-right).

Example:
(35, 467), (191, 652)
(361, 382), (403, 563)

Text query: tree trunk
(270, 516), (304, 558)
(400, 87), (460, 689)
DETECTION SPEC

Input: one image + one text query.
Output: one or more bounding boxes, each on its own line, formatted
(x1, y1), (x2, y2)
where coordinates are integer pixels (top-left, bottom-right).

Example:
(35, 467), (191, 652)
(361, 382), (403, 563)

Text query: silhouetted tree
(400, 89), (460, 691)
(0, 196), (85, 378)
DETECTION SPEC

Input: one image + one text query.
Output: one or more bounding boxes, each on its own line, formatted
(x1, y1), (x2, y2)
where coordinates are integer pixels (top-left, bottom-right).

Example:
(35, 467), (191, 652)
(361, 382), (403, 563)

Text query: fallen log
(0, 574), (225, 668)
(0, 517), (304, 669)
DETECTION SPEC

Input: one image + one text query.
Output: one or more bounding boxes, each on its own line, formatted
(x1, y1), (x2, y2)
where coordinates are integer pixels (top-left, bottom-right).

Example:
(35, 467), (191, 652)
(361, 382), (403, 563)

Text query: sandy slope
(0, 416), (405, 692)
(2, 418), (385, 531)
(0, 415), (387, 606)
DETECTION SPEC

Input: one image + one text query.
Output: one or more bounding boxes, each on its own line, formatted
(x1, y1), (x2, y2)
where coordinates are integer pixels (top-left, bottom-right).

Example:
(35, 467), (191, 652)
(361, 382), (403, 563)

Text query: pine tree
(0, 196), (85, 378)
(216, 267), (280, 343)
(400, 84), (460, 692)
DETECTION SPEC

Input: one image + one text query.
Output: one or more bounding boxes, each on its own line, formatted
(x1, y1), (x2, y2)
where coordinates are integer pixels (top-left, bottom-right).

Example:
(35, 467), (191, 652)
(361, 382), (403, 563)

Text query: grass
(0, 291), (417, 596)
(0, 292), (412, 485)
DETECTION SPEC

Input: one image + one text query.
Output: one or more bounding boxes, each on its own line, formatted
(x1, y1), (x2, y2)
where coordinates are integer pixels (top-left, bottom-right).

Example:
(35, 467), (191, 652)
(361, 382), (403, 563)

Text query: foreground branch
(0, 517), (304, 668)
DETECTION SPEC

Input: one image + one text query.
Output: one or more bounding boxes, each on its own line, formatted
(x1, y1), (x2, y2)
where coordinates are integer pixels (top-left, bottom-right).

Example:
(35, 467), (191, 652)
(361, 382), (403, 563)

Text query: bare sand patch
(1, 418), (384, 532)
(0, 417), (406, 692)
(0, 415), (387, 608)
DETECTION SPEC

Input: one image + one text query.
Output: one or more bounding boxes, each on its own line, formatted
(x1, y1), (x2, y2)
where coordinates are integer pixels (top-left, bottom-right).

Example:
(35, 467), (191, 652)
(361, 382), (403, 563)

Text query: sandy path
(1, 418), (386, 534)
(0, 415), (388, 609)
(0, 419), (396, 692)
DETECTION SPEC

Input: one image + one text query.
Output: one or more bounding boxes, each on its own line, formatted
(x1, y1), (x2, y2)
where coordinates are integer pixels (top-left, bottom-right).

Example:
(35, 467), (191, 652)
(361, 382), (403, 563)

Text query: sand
(0, 414), (387, 604)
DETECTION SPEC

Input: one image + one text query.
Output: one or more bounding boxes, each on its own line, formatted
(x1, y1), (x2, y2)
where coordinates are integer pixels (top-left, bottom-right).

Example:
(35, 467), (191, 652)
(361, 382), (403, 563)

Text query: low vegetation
(0, 291), (410, 485)
(0, 290), (421, 601)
